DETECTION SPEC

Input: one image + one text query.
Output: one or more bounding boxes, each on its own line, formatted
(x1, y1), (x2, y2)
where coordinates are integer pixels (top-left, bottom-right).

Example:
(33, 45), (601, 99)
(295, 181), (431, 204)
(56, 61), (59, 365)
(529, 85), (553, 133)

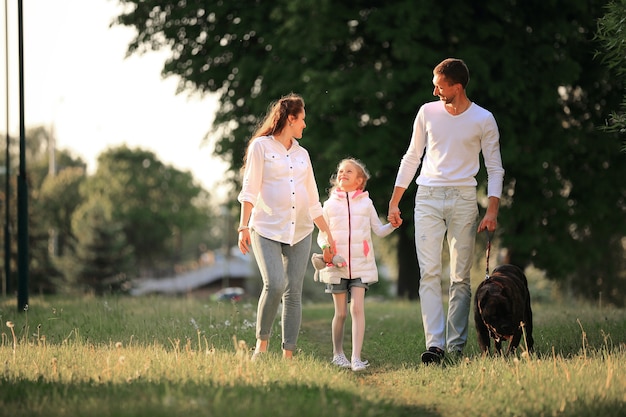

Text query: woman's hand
(238, 229), (251, 254)
(322, 246), (333, 263)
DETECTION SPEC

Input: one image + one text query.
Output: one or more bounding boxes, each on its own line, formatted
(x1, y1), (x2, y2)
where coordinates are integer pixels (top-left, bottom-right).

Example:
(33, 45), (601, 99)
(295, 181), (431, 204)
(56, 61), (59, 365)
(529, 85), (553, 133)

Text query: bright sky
(1, 0), (230, 201)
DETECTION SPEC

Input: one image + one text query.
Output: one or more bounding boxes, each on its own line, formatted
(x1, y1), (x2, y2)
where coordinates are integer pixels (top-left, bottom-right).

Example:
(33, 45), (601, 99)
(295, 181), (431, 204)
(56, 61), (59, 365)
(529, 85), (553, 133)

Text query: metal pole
(16, 0), (28, 311)
(4, 0), (12, 297)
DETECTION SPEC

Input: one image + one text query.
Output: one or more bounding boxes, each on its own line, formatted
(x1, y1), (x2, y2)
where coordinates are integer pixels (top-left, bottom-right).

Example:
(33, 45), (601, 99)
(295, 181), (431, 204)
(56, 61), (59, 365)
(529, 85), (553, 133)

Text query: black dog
(474, 264), (534, 355)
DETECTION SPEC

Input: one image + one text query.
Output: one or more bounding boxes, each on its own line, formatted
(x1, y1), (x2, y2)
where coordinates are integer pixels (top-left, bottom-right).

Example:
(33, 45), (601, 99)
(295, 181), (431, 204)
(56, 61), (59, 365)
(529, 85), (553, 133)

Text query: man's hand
(387, 205), (402, 228)
(477, 214), (497, 233)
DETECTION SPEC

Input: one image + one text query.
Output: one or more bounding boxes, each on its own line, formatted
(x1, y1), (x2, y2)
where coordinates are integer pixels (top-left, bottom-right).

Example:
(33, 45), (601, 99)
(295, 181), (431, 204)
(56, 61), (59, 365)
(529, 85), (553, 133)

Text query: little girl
(316, 158), (400, 371)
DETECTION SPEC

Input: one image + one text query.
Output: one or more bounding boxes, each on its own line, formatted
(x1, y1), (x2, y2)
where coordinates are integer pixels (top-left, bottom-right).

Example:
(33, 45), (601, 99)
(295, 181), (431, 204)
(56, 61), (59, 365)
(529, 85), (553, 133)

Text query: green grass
(0, 295), (624, 417)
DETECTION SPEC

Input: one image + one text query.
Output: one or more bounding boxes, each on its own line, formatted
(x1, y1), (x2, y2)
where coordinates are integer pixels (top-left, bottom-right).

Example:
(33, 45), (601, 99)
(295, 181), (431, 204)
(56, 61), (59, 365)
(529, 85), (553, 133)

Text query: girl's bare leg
(332, 292), (348, 355)
(349, 287), (366, 361)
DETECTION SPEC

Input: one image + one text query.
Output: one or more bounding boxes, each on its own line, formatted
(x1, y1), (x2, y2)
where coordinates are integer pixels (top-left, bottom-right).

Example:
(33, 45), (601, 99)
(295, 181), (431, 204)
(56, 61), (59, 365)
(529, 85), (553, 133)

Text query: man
(387, 58), (504, 364)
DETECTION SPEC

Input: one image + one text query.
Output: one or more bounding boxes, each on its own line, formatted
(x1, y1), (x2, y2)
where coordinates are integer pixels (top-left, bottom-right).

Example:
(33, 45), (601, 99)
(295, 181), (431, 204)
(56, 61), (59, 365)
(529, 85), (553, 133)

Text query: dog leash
(484, 229), (492, 280)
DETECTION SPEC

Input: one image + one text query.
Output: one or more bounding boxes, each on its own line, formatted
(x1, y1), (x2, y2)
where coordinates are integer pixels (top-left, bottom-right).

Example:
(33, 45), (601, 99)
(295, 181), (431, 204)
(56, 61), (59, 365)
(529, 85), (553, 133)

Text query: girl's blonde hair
(329, 158), (371, 195)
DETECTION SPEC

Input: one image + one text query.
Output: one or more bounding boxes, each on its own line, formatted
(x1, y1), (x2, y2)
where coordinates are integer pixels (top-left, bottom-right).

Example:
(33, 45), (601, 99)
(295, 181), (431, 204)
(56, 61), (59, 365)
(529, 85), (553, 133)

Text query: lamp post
(16, 0), (28, 312)
(220, 203), (230, 289)
(4, 0), (11, 297)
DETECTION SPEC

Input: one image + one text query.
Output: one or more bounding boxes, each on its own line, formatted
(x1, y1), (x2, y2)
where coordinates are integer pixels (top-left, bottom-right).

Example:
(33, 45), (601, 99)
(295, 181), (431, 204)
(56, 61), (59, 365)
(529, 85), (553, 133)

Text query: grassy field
(0, 294), (624, 417)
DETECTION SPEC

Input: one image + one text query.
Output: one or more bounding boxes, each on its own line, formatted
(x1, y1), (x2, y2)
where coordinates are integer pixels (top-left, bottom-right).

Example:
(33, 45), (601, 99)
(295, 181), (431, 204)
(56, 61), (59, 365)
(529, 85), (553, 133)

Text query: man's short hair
(434, 58), (470, 88)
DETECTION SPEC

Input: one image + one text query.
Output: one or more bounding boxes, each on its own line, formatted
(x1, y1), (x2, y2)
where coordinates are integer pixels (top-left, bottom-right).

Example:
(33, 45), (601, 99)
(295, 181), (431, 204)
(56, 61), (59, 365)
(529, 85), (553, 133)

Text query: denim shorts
(325, 278), (369, 294)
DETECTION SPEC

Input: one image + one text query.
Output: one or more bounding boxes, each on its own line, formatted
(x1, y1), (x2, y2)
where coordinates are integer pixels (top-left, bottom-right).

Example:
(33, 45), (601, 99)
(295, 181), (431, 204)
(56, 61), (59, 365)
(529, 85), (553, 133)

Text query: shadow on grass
(0, 378), (439, 417)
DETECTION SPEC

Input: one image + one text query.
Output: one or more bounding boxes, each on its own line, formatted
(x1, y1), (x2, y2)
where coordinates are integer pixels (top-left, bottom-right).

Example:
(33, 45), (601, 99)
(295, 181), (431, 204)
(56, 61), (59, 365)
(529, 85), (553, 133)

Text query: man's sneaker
(331, 353), (351, 368)
(421, 347), (444, 365)
(351, 358), (369, 372)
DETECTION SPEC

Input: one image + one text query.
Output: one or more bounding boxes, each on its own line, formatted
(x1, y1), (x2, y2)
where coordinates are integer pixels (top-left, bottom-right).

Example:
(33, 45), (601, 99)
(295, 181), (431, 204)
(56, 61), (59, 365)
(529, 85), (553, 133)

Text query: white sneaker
(331, 353), (351, 368)
(351, 358), (369, 372)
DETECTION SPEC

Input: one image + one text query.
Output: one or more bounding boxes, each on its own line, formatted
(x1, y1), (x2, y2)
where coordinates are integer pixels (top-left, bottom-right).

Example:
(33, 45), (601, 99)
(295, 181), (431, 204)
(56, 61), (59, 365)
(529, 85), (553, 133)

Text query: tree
(2, 126), (218, 294)
(115, 0), (626, 305)
(39, 167), (87, 256)
(595, 0), (626, 149)
(0, 126), (88, 294)
(80, 145), (210, 275)
(54, 196), (133, 295)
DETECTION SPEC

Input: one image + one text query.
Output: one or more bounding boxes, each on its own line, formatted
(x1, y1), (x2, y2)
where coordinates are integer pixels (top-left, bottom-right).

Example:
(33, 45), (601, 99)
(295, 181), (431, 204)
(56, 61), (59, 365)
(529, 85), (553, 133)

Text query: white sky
(1, 0), (230, 201)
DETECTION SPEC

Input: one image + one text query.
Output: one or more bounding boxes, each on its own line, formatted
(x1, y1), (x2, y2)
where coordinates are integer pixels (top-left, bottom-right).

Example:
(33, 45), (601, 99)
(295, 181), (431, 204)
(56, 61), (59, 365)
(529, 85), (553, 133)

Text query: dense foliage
(0, 129), (216, 295)
(595, 0), (626, 145)
(82, 146), (210, 274)
(114, 0), (626, 304)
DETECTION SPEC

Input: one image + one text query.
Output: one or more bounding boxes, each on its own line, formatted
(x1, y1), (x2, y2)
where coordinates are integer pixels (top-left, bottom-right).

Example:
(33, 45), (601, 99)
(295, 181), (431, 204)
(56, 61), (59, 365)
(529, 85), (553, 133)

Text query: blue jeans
(414, 186), (478, 353)
(250, 231), (312, 351)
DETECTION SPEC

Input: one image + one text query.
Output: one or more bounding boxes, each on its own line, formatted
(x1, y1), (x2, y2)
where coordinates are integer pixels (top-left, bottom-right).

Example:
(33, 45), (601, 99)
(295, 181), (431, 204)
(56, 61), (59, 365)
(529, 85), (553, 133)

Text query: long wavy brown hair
(241, 93), (305, 171)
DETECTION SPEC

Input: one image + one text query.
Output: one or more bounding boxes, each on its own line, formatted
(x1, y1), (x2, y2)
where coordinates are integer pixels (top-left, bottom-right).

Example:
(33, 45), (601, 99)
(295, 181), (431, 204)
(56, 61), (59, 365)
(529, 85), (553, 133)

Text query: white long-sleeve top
(394, 101), (505, 198)
(238, 135), (324, 245)
(316, 189), (396, 284)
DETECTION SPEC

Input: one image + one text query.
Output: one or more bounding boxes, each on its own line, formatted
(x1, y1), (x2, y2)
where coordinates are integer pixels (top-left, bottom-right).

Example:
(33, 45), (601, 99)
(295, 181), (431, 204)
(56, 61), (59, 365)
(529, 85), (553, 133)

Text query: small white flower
(190, 318), (199, 330)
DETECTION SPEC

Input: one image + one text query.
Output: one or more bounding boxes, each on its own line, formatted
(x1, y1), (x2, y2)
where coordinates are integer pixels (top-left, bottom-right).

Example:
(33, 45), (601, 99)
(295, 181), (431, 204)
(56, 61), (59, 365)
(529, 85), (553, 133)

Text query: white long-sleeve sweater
(316, 189), (396, 284)
(394, 101), (505, 198)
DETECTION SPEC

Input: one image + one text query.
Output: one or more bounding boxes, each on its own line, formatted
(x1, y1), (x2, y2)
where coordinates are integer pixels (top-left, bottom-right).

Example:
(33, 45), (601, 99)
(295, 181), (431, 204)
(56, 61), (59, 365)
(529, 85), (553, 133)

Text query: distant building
(130, 249), (255, 296)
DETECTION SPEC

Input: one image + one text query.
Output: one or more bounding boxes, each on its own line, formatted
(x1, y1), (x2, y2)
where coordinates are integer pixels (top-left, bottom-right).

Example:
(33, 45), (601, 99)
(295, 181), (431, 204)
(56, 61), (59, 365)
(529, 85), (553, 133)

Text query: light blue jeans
(250, 231), (312, 352)
(414, 186), (478, 353)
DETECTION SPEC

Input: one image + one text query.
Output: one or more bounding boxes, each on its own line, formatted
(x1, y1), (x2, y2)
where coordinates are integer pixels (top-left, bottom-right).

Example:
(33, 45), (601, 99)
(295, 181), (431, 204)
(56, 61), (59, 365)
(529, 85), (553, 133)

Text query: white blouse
(238, 135), (324, 245)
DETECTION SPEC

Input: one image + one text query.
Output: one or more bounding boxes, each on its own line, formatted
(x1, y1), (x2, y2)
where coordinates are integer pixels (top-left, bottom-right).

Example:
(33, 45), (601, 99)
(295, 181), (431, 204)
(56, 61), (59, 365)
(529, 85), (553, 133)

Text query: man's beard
(439, 94), (454, 104)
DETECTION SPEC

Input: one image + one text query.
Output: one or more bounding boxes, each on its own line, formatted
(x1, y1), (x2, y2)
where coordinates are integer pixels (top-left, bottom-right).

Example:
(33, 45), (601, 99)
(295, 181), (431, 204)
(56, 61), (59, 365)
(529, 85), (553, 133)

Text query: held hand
(238, 229), (251, 255)
(322, 240), (337, 263)
(393, 217), (403, 227)
(322, 247), (333, 263)
(387, 205), (402, 228)
(330, 240), (337, 256)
